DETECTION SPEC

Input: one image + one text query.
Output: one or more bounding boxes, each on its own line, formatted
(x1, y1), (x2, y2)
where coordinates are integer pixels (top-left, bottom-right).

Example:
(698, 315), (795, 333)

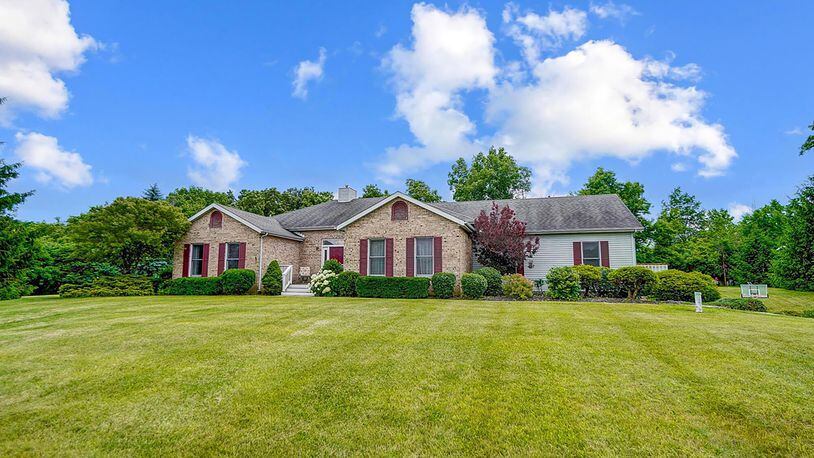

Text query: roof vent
(337, 185), (357, 202)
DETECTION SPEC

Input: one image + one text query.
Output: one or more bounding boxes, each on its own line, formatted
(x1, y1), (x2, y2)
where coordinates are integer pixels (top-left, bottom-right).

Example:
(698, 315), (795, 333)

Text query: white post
(694, 291), (703, 313)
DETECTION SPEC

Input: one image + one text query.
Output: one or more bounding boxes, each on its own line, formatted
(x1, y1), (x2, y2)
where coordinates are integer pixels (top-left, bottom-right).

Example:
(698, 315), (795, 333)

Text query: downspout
(258, 233), (266, 291)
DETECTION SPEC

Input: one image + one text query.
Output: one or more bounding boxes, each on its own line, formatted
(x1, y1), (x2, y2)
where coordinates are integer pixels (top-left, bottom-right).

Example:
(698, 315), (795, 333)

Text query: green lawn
(1, 296), (813, 455)
(719, 286), (814, 314)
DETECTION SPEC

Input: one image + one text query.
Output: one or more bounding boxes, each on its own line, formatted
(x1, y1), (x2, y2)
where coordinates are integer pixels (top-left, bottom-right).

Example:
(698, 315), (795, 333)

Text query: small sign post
(694, 292), (703, 313)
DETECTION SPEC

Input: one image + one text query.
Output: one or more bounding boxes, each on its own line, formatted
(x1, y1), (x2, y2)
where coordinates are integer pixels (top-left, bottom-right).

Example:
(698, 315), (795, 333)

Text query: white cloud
(0, 0), (97, 124)
(504, 3), (587, 63)
(376, 3), (496, 180)
(14, 132), (93, 188)
(784, 127), (805, 136)
(377, 6), (737, 193)
(671, 162), (689, 172)
(185, 135), (246, 191)
(292, 48), (327, 99)
(589, 1), (639, 22)
(728, 203), (753, 221)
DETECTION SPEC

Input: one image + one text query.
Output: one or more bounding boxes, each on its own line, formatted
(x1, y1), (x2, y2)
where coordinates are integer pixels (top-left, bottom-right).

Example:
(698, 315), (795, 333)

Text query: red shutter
(359, 239), (367, 276)
(600, 241), (610, 268)
(217, 243), (226, 275)
(238, 242), (246, 269)
(182, 244), (191, 277)
(201, 243), (210, 277)
(573, 242), (582, 265)
(433, 236), (443, 273)
(385, 238), (394, 277)
(406, 238), (415, 277)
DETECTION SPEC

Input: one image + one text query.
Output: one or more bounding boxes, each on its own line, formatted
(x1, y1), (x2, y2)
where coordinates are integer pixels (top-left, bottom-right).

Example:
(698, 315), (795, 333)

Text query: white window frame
(367, 239), (386, 276)
(321, 239), (344, 267)
(190, 243), (204, 277)
(414, 237), (434, 277)
(581, 241), (601, 267)
(225, 242), (241, 270)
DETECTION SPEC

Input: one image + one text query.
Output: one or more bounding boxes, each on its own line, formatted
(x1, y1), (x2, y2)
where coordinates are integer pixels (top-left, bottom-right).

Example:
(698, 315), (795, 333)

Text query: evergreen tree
(142, 183), (163, 201)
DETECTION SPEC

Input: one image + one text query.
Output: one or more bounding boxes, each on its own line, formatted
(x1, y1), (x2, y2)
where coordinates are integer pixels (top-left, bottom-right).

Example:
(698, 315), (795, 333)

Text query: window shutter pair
(572, 241), (610, 267)
(405, 237), (442, 277)
(359, 238), (394, 276)
(201, 243), (210, 277)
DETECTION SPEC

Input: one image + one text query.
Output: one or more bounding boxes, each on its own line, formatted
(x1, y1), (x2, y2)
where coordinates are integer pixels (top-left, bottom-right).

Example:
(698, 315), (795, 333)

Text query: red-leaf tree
(473, 203), (540, 274)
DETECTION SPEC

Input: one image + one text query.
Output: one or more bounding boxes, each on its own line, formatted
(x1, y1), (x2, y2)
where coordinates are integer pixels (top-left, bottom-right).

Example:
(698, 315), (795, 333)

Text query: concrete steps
(282, 284), (314, 297)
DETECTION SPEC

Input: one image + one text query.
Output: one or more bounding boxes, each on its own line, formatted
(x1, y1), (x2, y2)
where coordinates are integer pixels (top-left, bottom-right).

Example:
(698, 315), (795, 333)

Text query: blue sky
(1, 0), (812, 222)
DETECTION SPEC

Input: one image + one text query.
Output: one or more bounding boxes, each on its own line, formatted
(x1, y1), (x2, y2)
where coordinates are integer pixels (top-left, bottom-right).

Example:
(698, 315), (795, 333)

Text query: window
(415, 237), (434, 276)
(190, 244), (204, 276)
(582, 241), (601, 267)
(391, 201), (408, 221)
(226, 243), (240, 270)
(209, 211), (223, 228)
(368, 239), (386, 276)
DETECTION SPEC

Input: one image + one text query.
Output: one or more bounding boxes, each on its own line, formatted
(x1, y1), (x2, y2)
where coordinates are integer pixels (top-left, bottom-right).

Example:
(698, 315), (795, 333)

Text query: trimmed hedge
(220, 269), (256, 295)
(572, 265), (603, 297)
(607, 266), (657, 300)
(650, 269), (720, 302)
(474, 267), (502, 296)
(431, 272), (456, 299)
(59, 275), (154, 298)
(711, 298), (767, 312)
(461, 273), (487, 299)
(502, 274), (533, 300)
(356, 276), (430, 299)
(161, 277), (222, 296)
(546, 266), (581, 301)
(262, 260), (283, 295)
(335, 271), (359, 297)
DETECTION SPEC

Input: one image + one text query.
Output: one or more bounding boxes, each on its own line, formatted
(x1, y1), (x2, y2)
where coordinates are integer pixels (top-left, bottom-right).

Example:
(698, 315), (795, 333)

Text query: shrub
(650, 269), (721, 302)
(60, 275), (154, 298)
(461, 273), (487, 299)
(572, 265), (603, 297)
(160, 277), (222, 295)
(474, 267), (502, 296)
(357, 276), (430, 299)
(310, 270), (339, 297)
(502, 274), (533, 300)
(803, 310), (814, 319)
(431, 272), (456, 299)
(262, 260), (283, 295)
(546, 266), (581, 301)
(607, 266), (657, 300)
(322, 259), (344, 275)
(711, 298), (767, 312)
(335, 271), (359, 297)
(220, 269), (256, 295)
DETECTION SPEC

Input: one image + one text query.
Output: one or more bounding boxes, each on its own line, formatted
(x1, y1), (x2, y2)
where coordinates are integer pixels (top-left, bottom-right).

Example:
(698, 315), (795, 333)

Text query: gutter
(258, 234), (266, 291)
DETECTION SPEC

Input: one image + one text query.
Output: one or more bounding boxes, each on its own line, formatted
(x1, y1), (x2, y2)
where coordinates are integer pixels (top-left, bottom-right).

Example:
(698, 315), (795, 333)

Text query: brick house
(173, 186), (642, 292)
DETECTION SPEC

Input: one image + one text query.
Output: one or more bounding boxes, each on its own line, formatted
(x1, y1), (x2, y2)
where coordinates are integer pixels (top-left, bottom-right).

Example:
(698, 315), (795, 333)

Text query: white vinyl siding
(515, 232), (636, 288)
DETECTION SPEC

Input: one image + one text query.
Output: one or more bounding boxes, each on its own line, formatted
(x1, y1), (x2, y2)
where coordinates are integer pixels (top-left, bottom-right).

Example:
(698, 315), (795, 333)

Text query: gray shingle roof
(273, 197), (386, 230)
(430, 194), (643, 233)
(270, 194), (641, 234)
(219, 205), (303, 240)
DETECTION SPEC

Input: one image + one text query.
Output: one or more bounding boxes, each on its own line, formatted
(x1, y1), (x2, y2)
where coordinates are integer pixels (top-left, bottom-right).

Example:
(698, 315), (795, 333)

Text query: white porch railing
(281, 264), (293, 291)
(638, 263), (669, 272)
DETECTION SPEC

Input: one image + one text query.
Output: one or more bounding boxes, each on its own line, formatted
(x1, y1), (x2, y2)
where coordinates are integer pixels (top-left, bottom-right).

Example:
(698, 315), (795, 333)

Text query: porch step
(282, 283), (314, 297)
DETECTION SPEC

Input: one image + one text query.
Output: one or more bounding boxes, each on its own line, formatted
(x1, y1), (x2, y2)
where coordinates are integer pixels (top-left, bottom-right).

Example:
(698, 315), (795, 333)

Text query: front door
(328, 246), (344, 264)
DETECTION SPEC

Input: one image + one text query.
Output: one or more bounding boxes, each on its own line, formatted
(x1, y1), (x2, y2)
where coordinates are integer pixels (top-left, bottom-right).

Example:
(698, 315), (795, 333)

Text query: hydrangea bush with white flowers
(309, 270), (337, 297)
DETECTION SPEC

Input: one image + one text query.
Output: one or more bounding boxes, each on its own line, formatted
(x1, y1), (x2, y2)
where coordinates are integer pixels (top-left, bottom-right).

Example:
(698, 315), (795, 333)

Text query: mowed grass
(1, 296), (813, 456)
(719, 286), (814, 314)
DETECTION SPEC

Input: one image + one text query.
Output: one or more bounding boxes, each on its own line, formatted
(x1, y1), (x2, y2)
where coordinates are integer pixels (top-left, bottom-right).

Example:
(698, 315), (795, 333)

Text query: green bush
(262, 260), (283, 295)
(607, 266), (657, 300)
(711, 298), (767, 312)
(335, 271), (359, 297)
(546, 266), (581, 301)
(59, 275), (154, 298)
(474, 267), (502, 296)
(803, 310), (814, 319)
(356, 276), (430, 299)
(220, 269), (256, 295)
(650, 269), (721, 302)
(160, 277), (222, 295)
(502, 274), (533, 300)
(322, 259), (344, 274)
(461, 273), (487, 299)
(572, 265), (603, 297)
(431, 272), (456, 298)
(310, 270), (339, 296)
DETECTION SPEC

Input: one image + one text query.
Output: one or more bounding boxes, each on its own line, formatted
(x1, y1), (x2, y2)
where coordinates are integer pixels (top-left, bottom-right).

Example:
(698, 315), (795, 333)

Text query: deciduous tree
(800, 121), (813, 156)
(0, 159), (35, 299)
(447, 146), (531, 201)
(472, 203), (539, 274)
(166, 186), (235, 217)
(362, 184), (389, 198)
(405, 179), (441, 203)
(771, 175), (814, 290)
